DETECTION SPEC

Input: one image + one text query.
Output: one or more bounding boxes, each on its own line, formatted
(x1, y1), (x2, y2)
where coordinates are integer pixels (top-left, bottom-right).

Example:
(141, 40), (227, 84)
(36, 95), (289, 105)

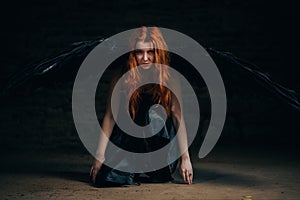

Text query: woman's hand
(89, 156), (105, 184)
(179, 156), (193, 184)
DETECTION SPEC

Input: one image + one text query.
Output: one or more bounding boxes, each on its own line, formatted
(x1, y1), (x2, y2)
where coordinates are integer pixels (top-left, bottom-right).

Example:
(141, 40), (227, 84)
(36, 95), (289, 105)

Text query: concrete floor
(1, 145), (299, 199)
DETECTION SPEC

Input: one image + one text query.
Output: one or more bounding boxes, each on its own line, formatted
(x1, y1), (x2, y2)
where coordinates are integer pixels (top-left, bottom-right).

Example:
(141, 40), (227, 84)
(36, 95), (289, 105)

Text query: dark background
(0, 0), (299, 153)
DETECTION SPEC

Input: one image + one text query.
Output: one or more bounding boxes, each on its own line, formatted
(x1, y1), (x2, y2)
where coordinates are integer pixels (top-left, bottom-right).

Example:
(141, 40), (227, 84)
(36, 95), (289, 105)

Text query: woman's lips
(140, 63), (152, 69)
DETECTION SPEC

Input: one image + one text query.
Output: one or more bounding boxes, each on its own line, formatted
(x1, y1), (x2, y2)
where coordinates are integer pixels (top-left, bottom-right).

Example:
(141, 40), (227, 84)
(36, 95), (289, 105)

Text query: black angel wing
(1, 38), (104, 94)
(205, 47), (300, 111)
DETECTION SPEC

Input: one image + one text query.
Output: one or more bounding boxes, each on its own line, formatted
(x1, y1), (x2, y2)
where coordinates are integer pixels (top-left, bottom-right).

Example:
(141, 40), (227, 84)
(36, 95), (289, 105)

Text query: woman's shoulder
(168, 69), (181, 93)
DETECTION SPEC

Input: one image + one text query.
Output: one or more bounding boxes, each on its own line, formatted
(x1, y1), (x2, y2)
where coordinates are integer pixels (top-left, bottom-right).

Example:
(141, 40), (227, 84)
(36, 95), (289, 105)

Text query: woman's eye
(148, 50), (154, 55)
(135, 50), (143, 55)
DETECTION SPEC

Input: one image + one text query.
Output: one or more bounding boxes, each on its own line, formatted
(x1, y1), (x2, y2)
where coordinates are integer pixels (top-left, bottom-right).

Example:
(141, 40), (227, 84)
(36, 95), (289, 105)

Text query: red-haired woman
(90, 26), (193, 187)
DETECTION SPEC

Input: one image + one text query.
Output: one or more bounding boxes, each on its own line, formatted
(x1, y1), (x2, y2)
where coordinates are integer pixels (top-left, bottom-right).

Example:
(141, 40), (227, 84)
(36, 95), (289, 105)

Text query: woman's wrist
(95, 153), (105, 162)
(181, 152), (190, 161)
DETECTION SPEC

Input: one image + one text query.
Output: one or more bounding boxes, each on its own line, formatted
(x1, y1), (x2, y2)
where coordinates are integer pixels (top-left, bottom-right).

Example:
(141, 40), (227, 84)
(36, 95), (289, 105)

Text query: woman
(90, 26), (193, 187)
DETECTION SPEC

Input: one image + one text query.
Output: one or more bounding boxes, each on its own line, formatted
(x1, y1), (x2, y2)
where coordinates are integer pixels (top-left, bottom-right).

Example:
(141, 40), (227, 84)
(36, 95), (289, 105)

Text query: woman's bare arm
(170, 75), (193, 184)
(171, 93), (190, 158)
(95, 107), (116, 161)
(90, 71), (121, 183)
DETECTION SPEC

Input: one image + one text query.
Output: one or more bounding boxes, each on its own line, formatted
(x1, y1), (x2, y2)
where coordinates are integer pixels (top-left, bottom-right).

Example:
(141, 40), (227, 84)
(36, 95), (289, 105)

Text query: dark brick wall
(1, 0), (299, 151)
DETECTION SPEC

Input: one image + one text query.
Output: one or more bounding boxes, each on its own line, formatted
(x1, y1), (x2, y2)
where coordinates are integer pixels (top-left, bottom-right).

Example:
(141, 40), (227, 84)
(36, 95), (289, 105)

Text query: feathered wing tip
(2, 37), (300, 112)
(205, 47), (300, 111)
(1, 38), (104, 95)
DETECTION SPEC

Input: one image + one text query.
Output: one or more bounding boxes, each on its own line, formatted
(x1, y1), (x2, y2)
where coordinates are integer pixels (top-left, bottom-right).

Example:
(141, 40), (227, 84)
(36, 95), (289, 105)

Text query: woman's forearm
(169, 76), (191, 161)
(95, 114), (115, 161)
(172, 112), (190, 161)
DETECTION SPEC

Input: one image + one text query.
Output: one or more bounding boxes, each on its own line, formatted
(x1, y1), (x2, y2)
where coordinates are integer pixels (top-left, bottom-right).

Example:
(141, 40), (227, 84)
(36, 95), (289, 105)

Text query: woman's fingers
(183, 171), (192, 184)
(90, 166), (100, 183)
(89, 166), (93, 177)
(187, 171), (193, 184)
(91, 168), (97, 183)
(180, 158), (193, 184)
(90, 160), (103, 184)
(181, 170), (187, 183)
(185, 171), (189, 184)
(181, 169), (192, 184)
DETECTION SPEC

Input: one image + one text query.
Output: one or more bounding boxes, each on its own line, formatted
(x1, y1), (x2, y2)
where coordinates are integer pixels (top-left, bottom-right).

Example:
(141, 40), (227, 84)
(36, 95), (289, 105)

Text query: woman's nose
(142, 52), (148, 61)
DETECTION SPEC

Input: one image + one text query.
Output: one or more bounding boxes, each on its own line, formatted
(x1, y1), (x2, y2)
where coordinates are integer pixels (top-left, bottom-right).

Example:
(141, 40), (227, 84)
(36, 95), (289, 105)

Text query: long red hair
(125, 26), (171, 119)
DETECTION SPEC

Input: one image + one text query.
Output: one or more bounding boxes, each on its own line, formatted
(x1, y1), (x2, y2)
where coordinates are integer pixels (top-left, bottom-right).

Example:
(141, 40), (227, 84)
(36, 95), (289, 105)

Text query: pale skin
(90, 41), (193, 185)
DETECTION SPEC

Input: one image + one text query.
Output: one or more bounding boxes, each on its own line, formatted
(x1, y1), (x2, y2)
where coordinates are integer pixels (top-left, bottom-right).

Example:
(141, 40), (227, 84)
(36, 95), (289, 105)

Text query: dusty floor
(0, 145), (299, 200)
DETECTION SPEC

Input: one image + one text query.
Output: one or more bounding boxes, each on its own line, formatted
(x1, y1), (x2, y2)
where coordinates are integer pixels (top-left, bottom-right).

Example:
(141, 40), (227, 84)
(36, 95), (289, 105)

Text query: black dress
(94, 92), (178, 187)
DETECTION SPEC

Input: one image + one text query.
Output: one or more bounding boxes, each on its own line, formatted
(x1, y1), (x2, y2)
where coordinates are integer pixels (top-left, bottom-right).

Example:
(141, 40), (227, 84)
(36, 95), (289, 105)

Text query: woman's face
(135, 41), (155, 70)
